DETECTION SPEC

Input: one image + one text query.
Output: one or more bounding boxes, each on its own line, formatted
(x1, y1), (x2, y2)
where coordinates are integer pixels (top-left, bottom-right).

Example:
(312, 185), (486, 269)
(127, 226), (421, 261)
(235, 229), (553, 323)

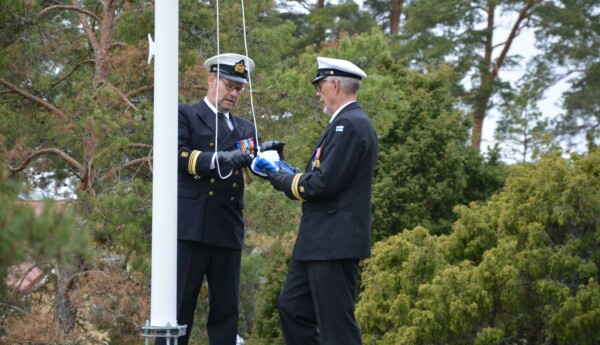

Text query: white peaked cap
(311, 56), (367, 85)
(204, 53), (255, 84)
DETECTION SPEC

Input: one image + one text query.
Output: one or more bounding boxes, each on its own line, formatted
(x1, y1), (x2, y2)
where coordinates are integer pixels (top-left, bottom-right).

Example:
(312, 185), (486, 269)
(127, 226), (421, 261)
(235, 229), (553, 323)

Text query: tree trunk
(53, 264), (77, 338)
(471, 1), (495, 150)
(390, 0), (404, 35)
(471, 0), (537, 150)
(94, 0), (116, 89)
(472, 117), (484, 150)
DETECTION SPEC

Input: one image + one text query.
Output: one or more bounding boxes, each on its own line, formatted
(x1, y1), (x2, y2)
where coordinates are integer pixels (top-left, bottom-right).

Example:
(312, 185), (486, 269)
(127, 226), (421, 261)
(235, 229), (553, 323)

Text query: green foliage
(547, 279), (600, 345)
(0, 169), (93, 336)
(297, 2), (377, 50)
(246, 233), (295, 345)
(0, 169), (93, 272)
(375, 0), (600, 153)
(356, 226), (446, 344)
(442, 202), (498, 264)
(534, 0), (600, 151)
(0, 172), (29, 272)
(84, 178), (153, 274)
(358, 148), (600, 344)
(244, 179), (301, 235)
(398, 0), (485, 75)
(496, 79), (550, 162)
(239, 252), (267, 339)
(177, 0), (297, 75)
(114, 4), (154, 44)
(559, 61), (600, 151)
(371, 61), (506, 238)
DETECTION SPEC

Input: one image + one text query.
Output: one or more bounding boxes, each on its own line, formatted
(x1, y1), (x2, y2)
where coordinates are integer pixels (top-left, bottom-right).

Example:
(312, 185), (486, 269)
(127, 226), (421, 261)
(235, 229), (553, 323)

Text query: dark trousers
(278, 259), (362, 345)
(156, 241), (241, 345)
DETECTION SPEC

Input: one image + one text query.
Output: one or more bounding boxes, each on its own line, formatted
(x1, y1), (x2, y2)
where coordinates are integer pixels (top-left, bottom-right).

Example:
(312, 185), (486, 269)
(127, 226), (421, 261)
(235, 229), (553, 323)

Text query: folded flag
(276, 160), (295, 175)
(252, 150), (295, 176)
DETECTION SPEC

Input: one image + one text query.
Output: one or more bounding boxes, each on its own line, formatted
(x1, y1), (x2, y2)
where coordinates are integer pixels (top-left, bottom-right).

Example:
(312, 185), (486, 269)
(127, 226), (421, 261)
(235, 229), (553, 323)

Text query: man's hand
(218, 150), (252, 170)
(261, 140), (286, 160)
(266, 170), (291, 192)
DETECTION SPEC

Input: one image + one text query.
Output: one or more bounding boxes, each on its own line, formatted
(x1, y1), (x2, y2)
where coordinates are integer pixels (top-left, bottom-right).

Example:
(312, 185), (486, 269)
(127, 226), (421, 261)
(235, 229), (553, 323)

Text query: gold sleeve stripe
(187, 151), (193, 174)
(192, 150), (201, 175)
(291, 173), (305, 201)
(188, 150), (201, 175)
(191, 150), (201, 175)
(187, 151), (194, 174)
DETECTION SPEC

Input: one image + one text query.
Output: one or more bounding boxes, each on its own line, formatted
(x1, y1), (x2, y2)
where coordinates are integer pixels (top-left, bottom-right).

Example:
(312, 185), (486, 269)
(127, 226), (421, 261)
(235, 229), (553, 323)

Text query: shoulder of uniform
(178, 103), (196, 115)
(233, 115), (253, 126)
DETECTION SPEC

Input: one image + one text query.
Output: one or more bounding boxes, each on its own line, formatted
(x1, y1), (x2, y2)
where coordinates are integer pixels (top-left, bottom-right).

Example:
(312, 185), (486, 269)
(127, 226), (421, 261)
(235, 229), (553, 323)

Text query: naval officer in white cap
(266, 57), (378, 345)
(157, 53), (257, 345)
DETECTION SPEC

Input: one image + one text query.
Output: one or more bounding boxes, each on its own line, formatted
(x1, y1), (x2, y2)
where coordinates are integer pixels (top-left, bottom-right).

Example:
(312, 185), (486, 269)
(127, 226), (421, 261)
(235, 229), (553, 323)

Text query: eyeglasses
(314, 79), (330, 92)
(220, 79), (246, 93)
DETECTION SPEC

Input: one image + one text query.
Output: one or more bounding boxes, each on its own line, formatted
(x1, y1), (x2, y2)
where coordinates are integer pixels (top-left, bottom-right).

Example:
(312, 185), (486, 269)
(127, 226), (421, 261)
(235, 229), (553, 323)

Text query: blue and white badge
(336, 125), (344, 132)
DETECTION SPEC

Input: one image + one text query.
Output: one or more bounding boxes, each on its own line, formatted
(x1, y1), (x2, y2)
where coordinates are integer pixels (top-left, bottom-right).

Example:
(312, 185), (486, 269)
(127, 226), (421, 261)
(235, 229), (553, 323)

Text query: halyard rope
(213, 0), (260, 179)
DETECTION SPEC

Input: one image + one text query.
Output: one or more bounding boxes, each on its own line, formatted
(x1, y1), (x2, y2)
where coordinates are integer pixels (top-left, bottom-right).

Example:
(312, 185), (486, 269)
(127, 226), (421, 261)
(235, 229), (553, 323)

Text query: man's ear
(208, 73), (217, 88)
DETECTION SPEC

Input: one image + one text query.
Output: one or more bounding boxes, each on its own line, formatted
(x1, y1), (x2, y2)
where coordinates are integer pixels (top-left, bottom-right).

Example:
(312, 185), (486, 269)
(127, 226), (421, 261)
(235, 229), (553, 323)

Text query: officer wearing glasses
(160, 53), (273, 345)
(266, 57), (378, 345)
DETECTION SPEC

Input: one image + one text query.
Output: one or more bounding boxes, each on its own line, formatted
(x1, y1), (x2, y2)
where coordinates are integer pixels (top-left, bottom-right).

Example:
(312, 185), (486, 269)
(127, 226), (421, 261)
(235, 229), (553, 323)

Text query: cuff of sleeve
(288, 173), (305, 201)
(188, 150), (202, 175)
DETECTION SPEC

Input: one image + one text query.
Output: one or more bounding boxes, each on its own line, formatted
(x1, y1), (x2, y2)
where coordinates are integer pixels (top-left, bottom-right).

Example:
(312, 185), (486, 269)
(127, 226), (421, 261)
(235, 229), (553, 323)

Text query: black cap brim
(311, 75), (327, 85)
(218, 72), (248, 84)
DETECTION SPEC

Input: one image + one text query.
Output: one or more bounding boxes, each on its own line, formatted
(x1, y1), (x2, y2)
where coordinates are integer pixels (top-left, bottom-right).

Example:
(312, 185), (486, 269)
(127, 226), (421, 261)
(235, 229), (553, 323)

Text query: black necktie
(218, 112), (231, 134)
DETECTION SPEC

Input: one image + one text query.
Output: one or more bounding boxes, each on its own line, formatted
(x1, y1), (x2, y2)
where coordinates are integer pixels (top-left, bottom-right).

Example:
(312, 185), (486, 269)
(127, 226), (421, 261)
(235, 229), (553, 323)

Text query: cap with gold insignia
(310, 57), (367, 85)
(204, 53), (255, 84)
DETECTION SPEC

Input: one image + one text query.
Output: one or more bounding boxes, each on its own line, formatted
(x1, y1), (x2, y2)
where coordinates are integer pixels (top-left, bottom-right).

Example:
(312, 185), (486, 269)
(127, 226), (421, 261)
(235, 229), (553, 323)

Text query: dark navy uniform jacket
(177, 99), (256, 249)
(279, 102), (378, 260)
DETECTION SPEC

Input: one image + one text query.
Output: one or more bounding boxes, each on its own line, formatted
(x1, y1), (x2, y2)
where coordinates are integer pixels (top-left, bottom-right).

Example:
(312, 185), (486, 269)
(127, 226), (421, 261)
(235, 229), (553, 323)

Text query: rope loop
(213, 0), (260, 179)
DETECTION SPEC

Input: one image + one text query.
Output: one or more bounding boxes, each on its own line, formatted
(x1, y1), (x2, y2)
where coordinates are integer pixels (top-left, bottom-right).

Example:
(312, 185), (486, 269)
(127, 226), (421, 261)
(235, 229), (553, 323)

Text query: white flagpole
(149, 0), (178, 327)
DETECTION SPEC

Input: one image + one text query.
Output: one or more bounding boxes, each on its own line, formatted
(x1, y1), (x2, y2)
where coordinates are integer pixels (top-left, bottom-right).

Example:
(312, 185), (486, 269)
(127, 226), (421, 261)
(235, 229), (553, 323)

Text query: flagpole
(143, 0), (186, 343)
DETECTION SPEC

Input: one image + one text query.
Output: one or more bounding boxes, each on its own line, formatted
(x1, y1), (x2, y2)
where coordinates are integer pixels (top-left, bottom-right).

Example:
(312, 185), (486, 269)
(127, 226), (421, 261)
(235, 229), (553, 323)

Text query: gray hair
(327, 76), (361, 95)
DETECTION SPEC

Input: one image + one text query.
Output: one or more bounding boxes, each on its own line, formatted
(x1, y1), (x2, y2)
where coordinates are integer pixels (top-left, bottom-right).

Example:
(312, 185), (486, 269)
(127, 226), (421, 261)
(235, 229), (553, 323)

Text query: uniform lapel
(306, 123), (332, 171)
(222, 116), (242, 147)
(196, 100), (238, 149)
(196, 100), (218, 134)
(305, 103), (359, 171)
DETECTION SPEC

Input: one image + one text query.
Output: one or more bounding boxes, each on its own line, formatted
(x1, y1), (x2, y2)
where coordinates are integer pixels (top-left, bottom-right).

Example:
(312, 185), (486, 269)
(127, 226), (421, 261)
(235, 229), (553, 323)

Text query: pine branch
(7, 148), (83, 175)
(97, 81), (139, 110)
(0, 302), (31, 318)
(39, 5), (101, 23)
(69, 0), (100, 53)
(491, 0), (539, 79)
(126, 85), (153, 99)
(0, 77), (67, 118)
(127, 143), (153, 150)
(0, 263), (41, 326)
(122, 157), (152, 170)
(123, 156), (152, 180)
(50, 59), (95, 88)
(102, 145), (153, 180)
(109, 41), (129, 50)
